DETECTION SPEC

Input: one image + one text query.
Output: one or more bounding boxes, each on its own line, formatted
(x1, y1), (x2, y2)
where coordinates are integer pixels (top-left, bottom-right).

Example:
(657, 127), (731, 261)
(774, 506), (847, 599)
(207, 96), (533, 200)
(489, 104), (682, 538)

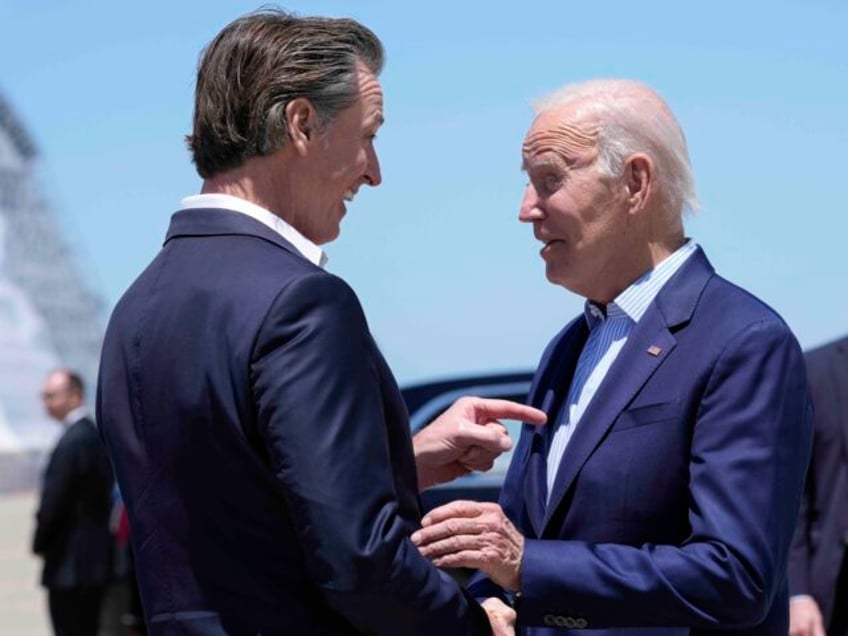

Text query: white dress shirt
(63, 405), (90, 426)
(180, 193), (327, 268)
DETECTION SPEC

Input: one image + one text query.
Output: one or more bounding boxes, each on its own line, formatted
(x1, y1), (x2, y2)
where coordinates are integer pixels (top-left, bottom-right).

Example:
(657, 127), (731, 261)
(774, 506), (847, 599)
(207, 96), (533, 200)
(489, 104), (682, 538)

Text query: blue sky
(1, 0), (846, 384)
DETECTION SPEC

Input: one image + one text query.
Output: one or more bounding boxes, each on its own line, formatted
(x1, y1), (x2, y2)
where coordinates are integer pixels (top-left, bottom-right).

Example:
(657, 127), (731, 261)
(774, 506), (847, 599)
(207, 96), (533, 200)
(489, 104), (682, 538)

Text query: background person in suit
(34, 368), (114, 636)
(789, 335), (848, 636)
(412, 78), (813, 635)
(96, 9), (542, 636)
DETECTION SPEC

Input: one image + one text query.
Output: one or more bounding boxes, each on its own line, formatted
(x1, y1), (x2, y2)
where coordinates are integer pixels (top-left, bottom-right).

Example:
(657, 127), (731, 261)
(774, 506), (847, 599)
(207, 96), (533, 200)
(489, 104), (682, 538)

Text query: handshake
(411, 396), (547, 635)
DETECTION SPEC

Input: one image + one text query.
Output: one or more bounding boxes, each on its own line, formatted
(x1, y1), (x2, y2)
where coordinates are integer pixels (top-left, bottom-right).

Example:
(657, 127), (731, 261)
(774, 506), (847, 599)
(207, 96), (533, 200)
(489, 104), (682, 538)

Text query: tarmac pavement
(0, 491), (50, 635)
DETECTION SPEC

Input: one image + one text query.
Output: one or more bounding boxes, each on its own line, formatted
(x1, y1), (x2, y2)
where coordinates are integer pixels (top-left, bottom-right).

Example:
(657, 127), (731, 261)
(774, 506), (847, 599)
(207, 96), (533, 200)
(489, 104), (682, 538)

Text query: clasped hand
(481, 596), (516, 636)
(412, 500), (524, 592)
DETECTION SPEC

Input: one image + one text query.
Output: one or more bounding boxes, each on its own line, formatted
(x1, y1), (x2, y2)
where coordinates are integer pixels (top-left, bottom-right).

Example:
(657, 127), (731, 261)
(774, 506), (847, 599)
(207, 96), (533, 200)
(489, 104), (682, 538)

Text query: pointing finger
(474, 399), (547, 426)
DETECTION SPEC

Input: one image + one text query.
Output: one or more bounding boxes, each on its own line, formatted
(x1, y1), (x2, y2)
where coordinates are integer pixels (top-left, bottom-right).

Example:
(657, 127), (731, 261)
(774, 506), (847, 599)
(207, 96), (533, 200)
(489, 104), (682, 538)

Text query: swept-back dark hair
(186, 8), (384, 178)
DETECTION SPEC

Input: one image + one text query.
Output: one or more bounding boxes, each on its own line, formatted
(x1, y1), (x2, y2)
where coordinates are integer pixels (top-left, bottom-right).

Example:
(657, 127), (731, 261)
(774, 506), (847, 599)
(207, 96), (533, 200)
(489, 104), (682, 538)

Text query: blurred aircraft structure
(0, 91), (104, 491)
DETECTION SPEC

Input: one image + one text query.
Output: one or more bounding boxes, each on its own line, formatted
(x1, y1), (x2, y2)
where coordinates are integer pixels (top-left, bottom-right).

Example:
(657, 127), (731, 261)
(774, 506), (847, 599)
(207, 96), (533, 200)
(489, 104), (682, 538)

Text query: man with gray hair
(413, 79), (813, 635)
(97, 8), (543, 636)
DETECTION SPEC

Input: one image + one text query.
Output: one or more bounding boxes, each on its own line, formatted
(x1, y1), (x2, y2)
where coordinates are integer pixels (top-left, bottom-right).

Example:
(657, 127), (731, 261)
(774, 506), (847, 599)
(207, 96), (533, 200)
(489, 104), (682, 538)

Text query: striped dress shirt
(545, 240), (699, 500)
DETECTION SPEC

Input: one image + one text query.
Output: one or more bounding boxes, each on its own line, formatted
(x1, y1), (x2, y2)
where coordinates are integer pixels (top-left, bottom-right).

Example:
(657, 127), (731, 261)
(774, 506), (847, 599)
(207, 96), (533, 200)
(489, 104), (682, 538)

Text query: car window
(491, 418), (524, 477)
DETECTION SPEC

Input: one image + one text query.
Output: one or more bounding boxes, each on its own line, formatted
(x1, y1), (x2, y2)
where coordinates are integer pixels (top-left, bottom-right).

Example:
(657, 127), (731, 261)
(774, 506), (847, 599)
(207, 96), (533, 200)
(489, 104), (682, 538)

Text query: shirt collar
(63, 406), (89, 426)
(180, 193), (327, 268)
(584, 239), (699, 328)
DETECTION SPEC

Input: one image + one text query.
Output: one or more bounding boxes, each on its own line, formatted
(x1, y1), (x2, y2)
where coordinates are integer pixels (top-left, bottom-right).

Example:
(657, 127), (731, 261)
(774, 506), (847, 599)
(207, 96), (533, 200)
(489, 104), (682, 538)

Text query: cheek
(570, 188), (619, 236)
(544, 194), (581, 232)
(329, 151), (365, 184)
(353, 148), (369, 174)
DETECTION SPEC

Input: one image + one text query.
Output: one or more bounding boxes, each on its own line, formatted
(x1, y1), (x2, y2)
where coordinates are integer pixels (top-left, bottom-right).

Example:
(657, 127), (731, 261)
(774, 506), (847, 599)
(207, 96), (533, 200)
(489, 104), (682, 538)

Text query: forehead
(43, 372), (68, 390)
(522, 106), (599, 166)
(355, 64), (384, 124)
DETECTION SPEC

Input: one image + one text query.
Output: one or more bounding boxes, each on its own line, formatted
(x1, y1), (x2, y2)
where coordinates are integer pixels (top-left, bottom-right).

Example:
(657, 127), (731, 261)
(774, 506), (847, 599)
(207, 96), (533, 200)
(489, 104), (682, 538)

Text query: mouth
(343, 187), (358, 202)
(540, 239), (564, 256)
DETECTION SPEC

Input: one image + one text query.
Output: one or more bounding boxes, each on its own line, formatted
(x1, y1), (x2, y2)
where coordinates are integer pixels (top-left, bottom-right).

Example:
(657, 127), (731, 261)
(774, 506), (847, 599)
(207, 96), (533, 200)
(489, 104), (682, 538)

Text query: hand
(481, 597), (516, 636)
(789, 596), (825, 636)
(411, 500), (524, 591)
(412, 396), (546, 490)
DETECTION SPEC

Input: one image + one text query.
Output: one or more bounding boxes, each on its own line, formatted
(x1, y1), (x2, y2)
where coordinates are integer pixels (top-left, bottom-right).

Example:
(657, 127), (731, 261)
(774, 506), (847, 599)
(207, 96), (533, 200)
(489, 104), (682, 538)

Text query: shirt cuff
(789, 594), (815, 602)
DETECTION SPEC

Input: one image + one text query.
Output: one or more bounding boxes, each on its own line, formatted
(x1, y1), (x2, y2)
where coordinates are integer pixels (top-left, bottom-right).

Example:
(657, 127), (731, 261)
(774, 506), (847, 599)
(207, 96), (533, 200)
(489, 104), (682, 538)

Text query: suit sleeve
(250, 272), (490, 636)
(467, 421), (536, 605)
(468, 325), (572, 605)
(787, 352), (822, 598)
(483, 319), (813, 630)
(788, 466), (815, 597)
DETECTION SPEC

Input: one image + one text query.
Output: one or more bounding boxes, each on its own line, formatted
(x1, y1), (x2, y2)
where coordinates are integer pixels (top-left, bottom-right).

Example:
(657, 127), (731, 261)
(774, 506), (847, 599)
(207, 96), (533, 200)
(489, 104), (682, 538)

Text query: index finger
(475, 398), (547, 425)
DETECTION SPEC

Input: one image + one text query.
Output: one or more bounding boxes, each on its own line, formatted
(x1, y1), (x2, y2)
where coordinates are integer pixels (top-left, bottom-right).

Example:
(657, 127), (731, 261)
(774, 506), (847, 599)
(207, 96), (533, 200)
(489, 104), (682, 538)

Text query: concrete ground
(0, 491), (51, 635)
(0, 492), (134, 636)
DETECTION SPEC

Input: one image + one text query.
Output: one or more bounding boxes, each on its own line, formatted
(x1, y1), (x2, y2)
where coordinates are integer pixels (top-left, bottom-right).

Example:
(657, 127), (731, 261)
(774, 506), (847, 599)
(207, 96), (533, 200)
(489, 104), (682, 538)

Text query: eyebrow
(521, 155), (566, 172)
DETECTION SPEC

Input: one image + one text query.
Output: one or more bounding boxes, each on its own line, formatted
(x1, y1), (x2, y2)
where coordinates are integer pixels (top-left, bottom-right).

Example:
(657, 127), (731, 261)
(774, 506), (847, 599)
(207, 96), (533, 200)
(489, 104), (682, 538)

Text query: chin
(545, 268), (577, 293)
(318, 227), (341, 245)
(545, 264), (563, 285)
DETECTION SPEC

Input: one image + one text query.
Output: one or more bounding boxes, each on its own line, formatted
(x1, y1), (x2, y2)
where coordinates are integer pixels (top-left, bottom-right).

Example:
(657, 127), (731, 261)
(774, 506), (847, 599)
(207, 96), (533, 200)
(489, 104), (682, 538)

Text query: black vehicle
(401, 371), (535, 514)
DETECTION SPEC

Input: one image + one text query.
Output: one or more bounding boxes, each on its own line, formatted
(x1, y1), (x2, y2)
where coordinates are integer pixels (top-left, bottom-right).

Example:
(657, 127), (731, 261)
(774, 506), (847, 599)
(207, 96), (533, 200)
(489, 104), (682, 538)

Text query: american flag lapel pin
(647, 345), (662, 356)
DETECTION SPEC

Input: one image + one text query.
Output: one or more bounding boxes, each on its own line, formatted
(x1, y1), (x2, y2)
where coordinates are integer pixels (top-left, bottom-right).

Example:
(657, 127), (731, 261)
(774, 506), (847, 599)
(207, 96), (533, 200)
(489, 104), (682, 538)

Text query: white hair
(533, 79), (699, 216)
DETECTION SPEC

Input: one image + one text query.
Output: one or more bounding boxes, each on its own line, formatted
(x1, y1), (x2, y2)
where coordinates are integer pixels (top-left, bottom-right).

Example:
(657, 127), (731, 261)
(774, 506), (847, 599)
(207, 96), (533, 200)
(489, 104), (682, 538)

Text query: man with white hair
(413, 79), (813, 635)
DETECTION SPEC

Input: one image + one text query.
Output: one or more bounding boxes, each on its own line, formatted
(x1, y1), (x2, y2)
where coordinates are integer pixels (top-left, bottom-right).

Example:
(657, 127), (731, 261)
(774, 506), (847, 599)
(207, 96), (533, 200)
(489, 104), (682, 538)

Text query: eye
(544, 174), (561, 192)
(532, 172), (562, 196)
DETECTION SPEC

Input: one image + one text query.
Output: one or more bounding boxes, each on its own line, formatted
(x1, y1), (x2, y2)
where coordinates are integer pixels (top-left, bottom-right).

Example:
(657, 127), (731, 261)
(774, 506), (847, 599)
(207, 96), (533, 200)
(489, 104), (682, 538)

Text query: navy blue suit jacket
(789, 335), (848, 626)
(33, 416), (114, 589)
(469, 248), (813, 635)
(97, 208), (490, 635)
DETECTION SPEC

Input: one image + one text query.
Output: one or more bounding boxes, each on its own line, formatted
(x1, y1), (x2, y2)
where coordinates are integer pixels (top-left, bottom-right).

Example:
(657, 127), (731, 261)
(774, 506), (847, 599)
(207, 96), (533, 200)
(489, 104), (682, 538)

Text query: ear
(624, 153), (653, 213)
(285, 98), (318, 156)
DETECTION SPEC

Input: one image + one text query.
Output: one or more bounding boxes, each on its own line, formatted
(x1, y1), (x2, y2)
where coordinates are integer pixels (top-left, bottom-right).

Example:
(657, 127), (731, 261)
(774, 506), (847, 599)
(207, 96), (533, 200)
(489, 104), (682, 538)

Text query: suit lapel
(542, 310), (676, 529)
(541, 247), (715, 531)
(524, 319), (588, 536)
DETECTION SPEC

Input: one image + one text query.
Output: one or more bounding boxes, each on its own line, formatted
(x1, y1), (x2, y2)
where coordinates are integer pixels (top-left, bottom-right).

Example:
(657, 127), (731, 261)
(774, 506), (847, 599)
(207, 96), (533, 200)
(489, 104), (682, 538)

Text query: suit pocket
(611, 401), (679, 433)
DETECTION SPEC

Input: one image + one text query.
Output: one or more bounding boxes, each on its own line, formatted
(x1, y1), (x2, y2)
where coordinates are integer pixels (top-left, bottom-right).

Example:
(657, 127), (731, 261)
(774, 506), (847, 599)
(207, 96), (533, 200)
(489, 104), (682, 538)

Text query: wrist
(415, 466), (437, 492)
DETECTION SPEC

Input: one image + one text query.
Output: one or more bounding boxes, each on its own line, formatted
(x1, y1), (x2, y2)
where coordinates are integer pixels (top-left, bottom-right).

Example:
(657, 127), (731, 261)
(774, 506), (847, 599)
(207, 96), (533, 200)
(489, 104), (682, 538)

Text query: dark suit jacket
(96, 208), (490, 636)
(469, 248), (813, 635)
(789, 335), (848, 626)
(33, 416), (114, 589)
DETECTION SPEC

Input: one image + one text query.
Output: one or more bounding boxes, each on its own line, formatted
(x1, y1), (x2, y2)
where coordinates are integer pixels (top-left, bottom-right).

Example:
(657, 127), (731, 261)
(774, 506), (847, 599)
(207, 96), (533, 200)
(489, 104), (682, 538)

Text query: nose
(363, 145), (382, 187)
(519, 183), (543, 223)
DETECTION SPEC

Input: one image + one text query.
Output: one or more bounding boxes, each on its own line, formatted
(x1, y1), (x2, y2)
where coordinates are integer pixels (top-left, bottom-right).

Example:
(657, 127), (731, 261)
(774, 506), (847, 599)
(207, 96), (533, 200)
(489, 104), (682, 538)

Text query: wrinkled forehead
(522, 106), (600, 166)
(356, 63), (385, 124)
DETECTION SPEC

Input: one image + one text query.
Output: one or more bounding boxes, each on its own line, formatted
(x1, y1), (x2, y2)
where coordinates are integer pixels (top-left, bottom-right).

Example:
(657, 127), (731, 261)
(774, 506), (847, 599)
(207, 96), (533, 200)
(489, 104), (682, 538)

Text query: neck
(647, 234), (686, 267)
(201, 171), (272, 211)
(61, 404), (86, 424)
(200, 154), (296, 223)
(589, 234), (686, 305)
